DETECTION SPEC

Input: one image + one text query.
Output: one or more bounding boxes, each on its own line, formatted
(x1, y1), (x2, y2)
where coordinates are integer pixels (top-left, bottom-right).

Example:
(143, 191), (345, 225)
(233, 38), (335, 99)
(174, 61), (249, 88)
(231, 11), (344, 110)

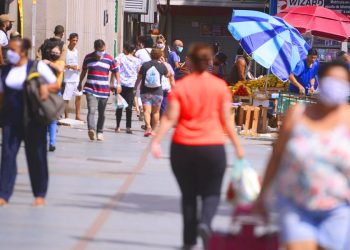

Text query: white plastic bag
(227, 159), (261, 205)
(114, 94), (129, 110)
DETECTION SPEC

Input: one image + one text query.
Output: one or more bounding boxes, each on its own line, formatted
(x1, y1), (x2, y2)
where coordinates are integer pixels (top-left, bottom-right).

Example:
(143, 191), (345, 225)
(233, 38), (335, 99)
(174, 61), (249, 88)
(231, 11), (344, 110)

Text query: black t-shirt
(140, 60), (168, 96)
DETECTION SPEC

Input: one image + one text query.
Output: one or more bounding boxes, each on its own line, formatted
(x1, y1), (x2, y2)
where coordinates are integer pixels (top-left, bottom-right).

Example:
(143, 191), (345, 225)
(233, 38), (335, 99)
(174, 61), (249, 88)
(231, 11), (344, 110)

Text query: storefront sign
(277, 0), (350, 17)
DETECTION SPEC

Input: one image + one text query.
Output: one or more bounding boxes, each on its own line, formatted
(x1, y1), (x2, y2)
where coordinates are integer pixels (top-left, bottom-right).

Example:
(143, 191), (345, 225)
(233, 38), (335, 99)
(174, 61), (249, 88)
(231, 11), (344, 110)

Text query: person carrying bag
(0, 37), (59, 207)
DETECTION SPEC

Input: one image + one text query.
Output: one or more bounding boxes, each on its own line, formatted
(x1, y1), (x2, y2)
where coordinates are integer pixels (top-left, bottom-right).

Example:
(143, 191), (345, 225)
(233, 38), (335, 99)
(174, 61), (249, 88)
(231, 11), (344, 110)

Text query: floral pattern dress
(276, 120), (350, 210)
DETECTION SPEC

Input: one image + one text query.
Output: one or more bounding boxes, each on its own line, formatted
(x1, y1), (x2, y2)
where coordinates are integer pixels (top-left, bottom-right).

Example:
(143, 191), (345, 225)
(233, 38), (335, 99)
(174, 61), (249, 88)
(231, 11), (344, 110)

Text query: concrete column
(116, 0), (125, 55)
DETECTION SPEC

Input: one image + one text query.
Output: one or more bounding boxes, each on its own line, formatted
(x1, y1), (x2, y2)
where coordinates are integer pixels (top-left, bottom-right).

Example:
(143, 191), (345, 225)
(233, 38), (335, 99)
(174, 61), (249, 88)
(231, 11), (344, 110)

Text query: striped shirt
(82, 52), (119, 98)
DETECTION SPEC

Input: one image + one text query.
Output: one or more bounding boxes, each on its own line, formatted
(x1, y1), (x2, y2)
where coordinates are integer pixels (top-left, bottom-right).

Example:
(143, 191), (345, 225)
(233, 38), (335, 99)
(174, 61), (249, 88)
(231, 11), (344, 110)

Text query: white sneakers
(88, 130), (104, 141)
(97, 133), (104, 141)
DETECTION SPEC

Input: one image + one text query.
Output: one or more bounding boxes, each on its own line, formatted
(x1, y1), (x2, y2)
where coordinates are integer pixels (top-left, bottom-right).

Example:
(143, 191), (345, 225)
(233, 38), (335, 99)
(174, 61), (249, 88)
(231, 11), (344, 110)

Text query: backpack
(144, 65), (162, 88)
(24, 61), (65, 125)
(40, 38), (64, 60)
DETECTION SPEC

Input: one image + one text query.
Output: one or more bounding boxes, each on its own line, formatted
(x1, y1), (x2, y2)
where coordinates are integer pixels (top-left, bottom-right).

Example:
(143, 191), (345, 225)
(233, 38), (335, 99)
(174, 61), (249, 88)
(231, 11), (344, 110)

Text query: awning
(158, 0), (265, 8)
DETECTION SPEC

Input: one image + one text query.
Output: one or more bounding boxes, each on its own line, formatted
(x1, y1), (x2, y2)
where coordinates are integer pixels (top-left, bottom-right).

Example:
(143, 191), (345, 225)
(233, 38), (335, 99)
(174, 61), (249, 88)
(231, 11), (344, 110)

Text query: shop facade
(157, 0), (266, 68)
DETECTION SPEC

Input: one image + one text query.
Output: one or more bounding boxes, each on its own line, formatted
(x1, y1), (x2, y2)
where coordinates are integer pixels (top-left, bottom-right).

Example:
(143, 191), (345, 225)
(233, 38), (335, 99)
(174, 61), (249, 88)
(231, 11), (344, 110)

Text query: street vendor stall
(227, 10), (311, 135)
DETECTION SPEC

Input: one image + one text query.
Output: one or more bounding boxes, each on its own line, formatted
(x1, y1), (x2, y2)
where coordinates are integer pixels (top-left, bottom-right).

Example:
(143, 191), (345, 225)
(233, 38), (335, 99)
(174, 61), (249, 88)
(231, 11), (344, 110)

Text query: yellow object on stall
(229, 75), (287, 95)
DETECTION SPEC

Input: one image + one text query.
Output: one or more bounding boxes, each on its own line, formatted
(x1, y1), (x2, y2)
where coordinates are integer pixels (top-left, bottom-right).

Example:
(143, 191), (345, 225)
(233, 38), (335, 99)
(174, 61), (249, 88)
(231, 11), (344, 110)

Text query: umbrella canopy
(228, 10), (310, 81)
(277, 6), (350, 41)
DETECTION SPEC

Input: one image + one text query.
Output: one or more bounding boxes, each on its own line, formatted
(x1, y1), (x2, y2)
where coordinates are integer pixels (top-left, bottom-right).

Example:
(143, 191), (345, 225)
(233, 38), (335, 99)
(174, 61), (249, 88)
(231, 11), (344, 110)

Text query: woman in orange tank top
(151, 43), (244, 250)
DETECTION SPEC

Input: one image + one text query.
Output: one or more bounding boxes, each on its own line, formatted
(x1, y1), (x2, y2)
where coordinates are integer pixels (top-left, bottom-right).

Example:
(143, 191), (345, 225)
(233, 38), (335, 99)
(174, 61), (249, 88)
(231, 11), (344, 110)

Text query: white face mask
(6, 50), (21, 65)
(319, 77), (350, 106)
(156, 43), (165, 49)
(96, 51), (105, 57)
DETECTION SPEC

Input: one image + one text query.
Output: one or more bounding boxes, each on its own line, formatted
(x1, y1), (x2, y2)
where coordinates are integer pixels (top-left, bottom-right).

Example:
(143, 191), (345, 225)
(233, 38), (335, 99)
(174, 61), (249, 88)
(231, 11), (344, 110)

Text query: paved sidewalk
(0, 101), (272, 250)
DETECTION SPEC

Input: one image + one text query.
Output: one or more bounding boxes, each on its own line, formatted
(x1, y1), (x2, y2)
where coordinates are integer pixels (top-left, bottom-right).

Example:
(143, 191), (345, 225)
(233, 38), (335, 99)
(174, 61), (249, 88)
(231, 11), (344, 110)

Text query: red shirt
(168, 72), (232, 146)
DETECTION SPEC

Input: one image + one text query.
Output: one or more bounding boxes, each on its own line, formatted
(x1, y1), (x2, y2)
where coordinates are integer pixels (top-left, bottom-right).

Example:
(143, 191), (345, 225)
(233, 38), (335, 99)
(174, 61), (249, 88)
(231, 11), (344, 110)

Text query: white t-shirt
(116, 53), (141, 88)
(161, 62), (174, 91)
(64, 48), (80, 82)
(0, 61), (57, 93)
(135, 48), (152, 64)
(0, 30), (8, 47)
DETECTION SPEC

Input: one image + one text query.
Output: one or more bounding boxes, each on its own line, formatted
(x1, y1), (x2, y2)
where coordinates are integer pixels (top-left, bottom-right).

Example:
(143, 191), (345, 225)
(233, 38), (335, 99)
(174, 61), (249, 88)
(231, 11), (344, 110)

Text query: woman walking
(115, 43), (141, 134)
(43, 45), (65, 151)
(151, 43), (244, 250)
(255, 60), (350, 250)
(160, 53), (175, 117)
(134, 48), (169, 137)
(156, 35), (170, 60)
(0, 38), (58, 206)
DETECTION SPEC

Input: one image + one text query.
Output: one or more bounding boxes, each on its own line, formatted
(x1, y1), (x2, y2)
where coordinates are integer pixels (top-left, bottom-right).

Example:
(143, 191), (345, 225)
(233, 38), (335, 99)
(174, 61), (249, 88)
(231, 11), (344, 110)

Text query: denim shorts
(277, 196), (350, 250)
(141, 93), (163, 107)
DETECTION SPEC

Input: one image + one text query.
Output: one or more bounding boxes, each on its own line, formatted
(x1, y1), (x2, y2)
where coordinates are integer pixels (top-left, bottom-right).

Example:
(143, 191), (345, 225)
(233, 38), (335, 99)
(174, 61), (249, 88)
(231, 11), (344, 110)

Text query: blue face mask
(177, 47), (183, 53)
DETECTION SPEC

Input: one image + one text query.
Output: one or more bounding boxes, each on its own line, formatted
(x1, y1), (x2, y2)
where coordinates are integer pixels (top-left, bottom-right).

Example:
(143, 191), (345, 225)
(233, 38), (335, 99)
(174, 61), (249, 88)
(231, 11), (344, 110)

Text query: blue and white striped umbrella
(228, 10), (310, 81)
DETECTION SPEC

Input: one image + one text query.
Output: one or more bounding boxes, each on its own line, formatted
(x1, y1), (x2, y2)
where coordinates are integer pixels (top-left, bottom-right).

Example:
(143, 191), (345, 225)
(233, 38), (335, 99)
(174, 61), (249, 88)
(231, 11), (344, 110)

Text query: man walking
(0, 14), (14, 65)
(63, 33), (82, 120)
(78, 39), (120, 141)
(168, 39), (184, 80)
(37, 25), (67, 61)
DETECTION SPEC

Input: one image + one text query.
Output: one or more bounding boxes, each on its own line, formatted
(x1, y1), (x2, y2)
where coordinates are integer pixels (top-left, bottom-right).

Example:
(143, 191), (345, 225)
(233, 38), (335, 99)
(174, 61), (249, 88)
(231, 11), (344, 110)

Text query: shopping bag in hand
(226, 159), (261, 205)
(114, 94), (129, 110)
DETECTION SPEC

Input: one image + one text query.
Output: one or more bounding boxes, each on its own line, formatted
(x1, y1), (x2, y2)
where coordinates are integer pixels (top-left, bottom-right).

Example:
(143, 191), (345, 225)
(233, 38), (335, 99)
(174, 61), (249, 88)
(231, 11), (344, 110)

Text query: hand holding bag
(114, 94), (129, 110)
(226, 159), (261, 205)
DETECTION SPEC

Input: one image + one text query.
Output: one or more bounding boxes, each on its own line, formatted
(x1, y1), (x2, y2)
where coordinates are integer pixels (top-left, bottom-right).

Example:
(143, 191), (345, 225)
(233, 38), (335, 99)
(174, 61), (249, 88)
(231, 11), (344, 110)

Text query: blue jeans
(48, 120), (57, 146)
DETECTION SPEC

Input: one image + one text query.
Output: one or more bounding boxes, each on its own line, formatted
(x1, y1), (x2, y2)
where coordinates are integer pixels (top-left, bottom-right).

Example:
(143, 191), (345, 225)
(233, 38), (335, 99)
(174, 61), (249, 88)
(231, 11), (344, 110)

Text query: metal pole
(269, 0), (278, 16)
(31, 0), (37, 59)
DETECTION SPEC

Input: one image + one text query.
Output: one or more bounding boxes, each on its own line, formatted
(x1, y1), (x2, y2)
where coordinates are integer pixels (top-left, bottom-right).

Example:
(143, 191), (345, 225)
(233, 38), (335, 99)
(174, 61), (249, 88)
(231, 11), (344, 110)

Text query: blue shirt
(289, 59), (318, 94)
(168, 51), (181, 79)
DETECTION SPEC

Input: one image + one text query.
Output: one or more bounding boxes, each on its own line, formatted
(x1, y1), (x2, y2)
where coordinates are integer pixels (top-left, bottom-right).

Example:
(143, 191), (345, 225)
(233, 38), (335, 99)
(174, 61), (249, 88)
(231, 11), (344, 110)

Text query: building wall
(12, 0), (116, 65)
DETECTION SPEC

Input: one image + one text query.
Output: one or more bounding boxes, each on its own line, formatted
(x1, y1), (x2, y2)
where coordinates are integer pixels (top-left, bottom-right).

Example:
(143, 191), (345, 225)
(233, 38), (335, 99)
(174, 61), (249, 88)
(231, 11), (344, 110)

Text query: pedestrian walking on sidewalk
(134, 48), (169, 137)
(115, 43), (141, 134)
(156, 34), (170, 60)
(255, 60), (350, 250)
(0, 38), (58, 206)
(160, 53), (175, 117)
(78, 39), (120, 141)
(135, 35), (154, 125)
(37, 25), (67, 62)
(43, 45), (65, 152)
(151, 43), (244, 250)
(168, 39), (185, 80)
(63, 33), (82, 120)
(0, 14), (14, 65)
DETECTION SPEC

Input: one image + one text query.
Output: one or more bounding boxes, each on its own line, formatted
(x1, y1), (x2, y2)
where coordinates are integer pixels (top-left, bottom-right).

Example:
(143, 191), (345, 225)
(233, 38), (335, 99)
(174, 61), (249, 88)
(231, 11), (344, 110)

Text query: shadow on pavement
(55, 192), (233, 218)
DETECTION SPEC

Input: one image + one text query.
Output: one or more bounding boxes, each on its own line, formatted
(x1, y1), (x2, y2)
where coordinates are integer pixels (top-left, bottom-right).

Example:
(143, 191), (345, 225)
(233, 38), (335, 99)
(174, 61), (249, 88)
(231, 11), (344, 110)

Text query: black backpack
(24, 61), (65, 125)
(40, 38), (64, 60)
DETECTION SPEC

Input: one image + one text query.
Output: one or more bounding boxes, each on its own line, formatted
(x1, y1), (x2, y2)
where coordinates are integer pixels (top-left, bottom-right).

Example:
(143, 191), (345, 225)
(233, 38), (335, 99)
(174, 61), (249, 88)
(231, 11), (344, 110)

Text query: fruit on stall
(229, 75), (287, 95)
(232, 83), (251, 96)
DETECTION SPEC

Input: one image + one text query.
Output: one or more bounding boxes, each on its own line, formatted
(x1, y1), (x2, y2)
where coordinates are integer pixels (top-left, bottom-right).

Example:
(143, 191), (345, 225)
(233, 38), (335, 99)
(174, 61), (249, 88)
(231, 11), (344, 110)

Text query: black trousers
(170, 143), (226, 245)
(0, 122), (48, 201)
(116, 86), (134, 128)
